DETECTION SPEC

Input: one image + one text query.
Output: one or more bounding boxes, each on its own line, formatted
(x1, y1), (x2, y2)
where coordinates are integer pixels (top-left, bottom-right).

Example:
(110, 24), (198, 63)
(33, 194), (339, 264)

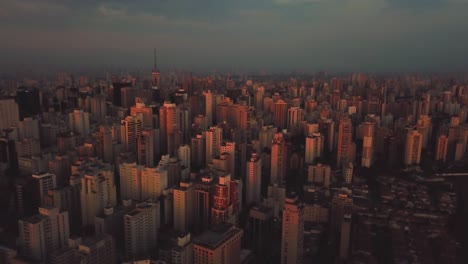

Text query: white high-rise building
(220, 141), (235, 177)
(287, 106), (302, 131)
(246, 153), (262, 205)
(343, 163), (353, 184)
(18, 206), (69, 262)
(404, 129), (423, 166)
(121, 115), (143, 153)
(305, 133), (324, 164)
(69, 109), (90, 137)
(141, 166), (168, 200)
(119, 163), (143, 201)
(173, 181), (195, 233)
(177, 144), (191, 170)
(124, 200), (160, 259)
(80, 167), (117, 226)
(281, 194), (304, 264)
(307, 164), (331, 188)
(32, 172), (57, 205)
(205, 126), (222, 166)
(0, 98), (19, 131)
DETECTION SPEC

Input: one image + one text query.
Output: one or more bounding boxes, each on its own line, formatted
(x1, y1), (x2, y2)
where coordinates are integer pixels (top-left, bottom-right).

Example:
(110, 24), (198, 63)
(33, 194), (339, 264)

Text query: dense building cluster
(0, 69), (467, 263)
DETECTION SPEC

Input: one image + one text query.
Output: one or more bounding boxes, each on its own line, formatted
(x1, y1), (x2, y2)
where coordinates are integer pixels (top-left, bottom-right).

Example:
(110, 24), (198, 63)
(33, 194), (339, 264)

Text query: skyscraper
(32, 172), (57, 207)
(137, 129), (155, 167)
(121, 115), (143, 153)
(159, 102), (180, 156)
(212, 183), (230, 225)
(287, 106), (302, 132)
(281, 194), (304, 264)
(305, 133), (324, 164)
(18, 206), (70, 262)
(124, 200), (160, 259)
(339, 213), (352, 260)
(436, 134), (448, 162)
(119, 163), (143, 201)
(69, 109), (90, 137)
(202, 90), (214, 127)
(337, 117), (353, 167)
(205, 126), (222, 166)
(307, 163), (331, 188)
(246, 152), (262, 205)
(141, 166), (168, 201)
(274, 99), (288, 130)
(361, 121), (375, 168)
(404, 129), (423, 166)
(271, 133), (287, 185)
(173, 181), (195, 233)
(194, 224), (243, 264)
(80, 166), (117, 226)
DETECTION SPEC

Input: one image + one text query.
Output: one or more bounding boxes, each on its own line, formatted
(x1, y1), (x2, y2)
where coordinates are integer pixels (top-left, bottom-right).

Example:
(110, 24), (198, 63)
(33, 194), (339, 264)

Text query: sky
(0, 0), (468, 73)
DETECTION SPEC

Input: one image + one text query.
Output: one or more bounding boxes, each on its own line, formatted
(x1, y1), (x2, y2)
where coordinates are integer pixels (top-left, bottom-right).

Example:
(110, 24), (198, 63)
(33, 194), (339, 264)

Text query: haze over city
(1, 0), (468, 72)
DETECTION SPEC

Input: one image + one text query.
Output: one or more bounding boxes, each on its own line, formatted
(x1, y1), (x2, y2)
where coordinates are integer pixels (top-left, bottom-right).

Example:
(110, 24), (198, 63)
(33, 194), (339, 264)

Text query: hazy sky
(1, 0), (468, 72)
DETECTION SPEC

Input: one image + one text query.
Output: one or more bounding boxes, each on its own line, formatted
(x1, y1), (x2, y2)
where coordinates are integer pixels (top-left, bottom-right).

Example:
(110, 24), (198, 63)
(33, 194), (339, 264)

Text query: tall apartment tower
(361, 121), (375, 168)
(339, 213), (352, 260)
(205, 126), (222, 166)
(69, 109), (90, 137)
(307, 163), (331, 188)
(274, 99), (288, 130)
(436, 134), (448, 162)
(173, 181), (195, 233)
(343, 162), (353, 184)
(137, 129), (155, 167)
(90, 94), (107, 121)
(246, 153), (262, 205)
(191, 134), (205, 168)
(212, 184), (230, 225)
(130, 100), (155, 128)
(220, 141), (236, 177)
(141, 166), (168, 201)
(247, 205), (274, 258)
(281, 194), (304, 264)
(195, 176), (214, 233)
(124, 200), (160, 259)
(194, 224), (243, 264)
(80, 167), (117, 226)
(271, 133), (287, 185)
(119, 163), (143, 201)
(121, 115), (143, 153)
(255, 86), (265, 113)
(404, 129), (423, 166)
(0, 98), (19, 131)
(331, 190), (353, 230)
(337, 117), (353, 167)
(287, 106), (302, 131)
(18, 206), (70, 262)
(305, 133), (324, 164)
(203, 90), (214, 127)
(177, 144), (191, 171)
(93, 125), (113, 163)
(32, 172), (57, 206)
(159, 102), (181, 156)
